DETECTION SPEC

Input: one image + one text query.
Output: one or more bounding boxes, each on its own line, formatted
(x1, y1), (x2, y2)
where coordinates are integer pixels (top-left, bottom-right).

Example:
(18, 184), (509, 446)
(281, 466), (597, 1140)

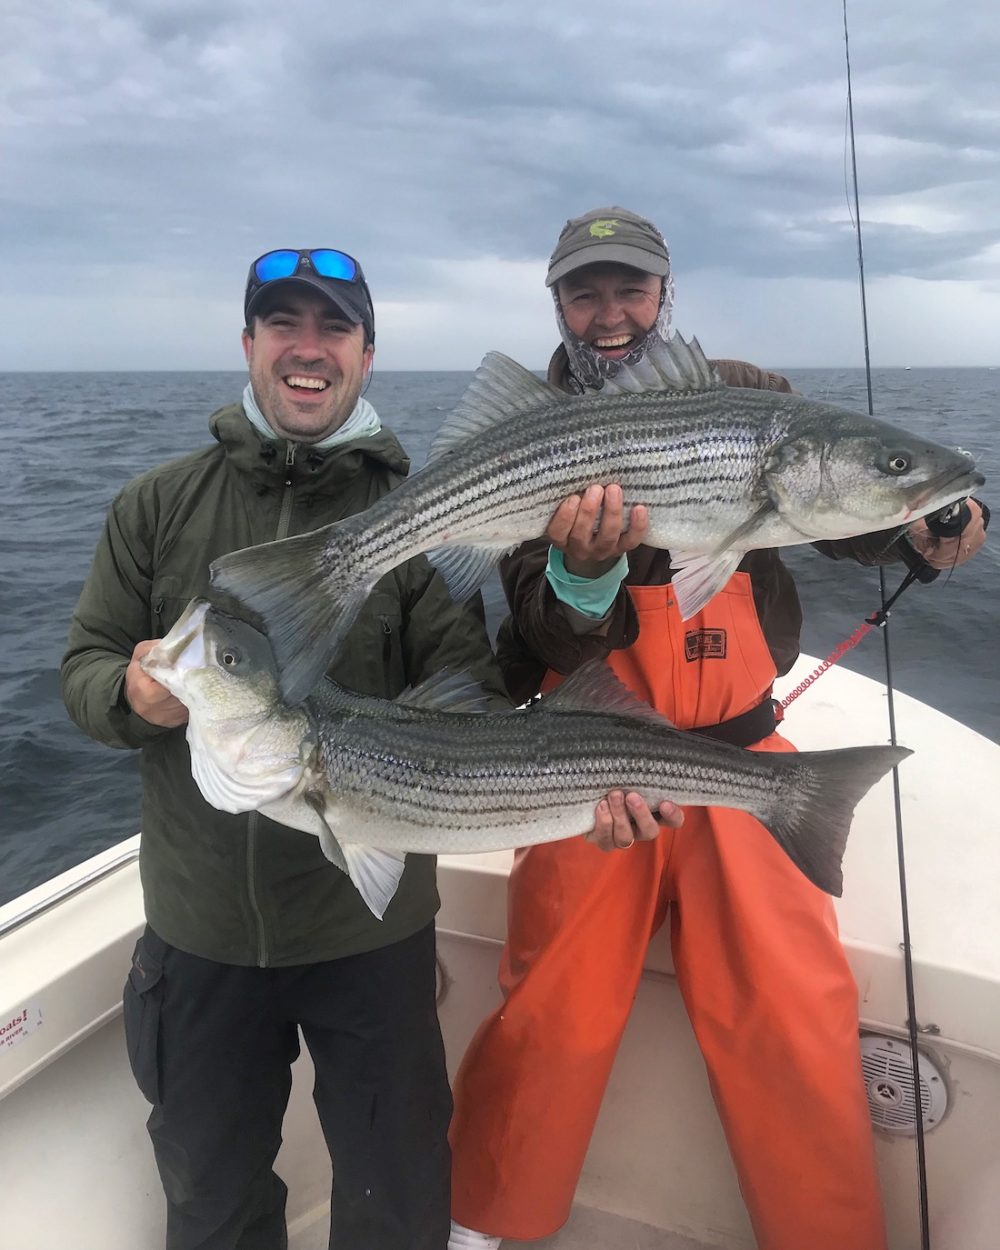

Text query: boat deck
(496, 1204), (715, 1248)
(292, 1204), (717, 1250)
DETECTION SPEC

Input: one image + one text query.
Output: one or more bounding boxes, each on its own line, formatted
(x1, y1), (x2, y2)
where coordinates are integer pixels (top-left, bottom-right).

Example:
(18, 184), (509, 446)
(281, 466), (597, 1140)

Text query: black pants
(123, 924), (452, 1250)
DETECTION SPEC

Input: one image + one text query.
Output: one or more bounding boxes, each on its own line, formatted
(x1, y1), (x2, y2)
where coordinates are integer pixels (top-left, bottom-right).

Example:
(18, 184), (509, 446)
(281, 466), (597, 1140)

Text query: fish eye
(886, 453), (911, 475)
(220, 647), (242, 667)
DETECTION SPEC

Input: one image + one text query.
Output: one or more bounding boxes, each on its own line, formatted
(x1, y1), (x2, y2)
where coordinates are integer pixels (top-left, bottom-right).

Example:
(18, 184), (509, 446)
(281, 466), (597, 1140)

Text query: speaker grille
(860, 1035), (948, 1135)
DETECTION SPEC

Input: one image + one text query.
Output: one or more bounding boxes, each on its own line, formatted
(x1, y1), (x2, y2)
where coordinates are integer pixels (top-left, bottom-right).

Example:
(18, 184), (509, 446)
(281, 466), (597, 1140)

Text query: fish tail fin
(760, 744), (911, 895)
(210, 525), (374, 704)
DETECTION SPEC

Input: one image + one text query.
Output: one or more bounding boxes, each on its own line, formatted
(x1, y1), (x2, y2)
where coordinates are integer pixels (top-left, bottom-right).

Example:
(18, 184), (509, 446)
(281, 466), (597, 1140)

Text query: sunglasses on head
(252, 248), (363, 285)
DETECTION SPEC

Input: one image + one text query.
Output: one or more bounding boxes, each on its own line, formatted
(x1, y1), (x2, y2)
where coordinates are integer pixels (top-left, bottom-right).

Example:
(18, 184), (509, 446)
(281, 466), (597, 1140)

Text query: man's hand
(907, 499), (987, 569)
(547, 484), (648, 578)
(125, 640), (188, 727)
(585, 791), (684, 852)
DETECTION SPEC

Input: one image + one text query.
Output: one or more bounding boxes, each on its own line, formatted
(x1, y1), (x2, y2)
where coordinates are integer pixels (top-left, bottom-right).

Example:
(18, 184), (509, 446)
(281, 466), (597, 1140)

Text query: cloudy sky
(3, 0), (999, 371)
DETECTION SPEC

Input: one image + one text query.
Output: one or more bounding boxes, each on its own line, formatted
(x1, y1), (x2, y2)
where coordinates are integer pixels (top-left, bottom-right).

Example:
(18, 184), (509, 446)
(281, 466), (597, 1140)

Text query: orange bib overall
(450, 575), (886, 1250)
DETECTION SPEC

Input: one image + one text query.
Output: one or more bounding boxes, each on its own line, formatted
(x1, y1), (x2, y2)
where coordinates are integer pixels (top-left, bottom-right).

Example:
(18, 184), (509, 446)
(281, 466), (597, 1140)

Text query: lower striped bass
(142, 599), (911, 919)
(210, 334), (983, 704)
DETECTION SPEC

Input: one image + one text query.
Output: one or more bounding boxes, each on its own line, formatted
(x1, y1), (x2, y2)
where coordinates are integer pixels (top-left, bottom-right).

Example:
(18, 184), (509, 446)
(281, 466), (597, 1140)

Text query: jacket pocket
(329, 591), (406, 697)
(150, 575), (203, 638)
(122, 932), (165, 1104)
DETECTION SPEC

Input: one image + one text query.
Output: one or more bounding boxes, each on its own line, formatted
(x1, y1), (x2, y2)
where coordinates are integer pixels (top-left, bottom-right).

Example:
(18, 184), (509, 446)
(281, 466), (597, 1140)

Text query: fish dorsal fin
(426, 353), (563, 462)
(395, 668), (495, 713)
(538, 660), (676, 728)
(599, 334), (724, 396)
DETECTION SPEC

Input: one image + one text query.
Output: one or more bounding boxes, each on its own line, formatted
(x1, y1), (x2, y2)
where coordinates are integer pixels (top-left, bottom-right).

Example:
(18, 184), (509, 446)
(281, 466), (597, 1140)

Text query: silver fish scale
(316, 707), (786, 834)
(330, 390), (791, 577)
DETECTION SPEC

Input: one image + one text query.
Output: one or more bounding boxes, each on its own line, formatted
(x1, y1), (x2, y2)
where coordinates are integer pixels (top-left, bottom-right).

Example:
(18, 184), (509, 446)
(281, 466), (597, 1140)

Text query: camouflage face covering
(553, 269), (676, 393)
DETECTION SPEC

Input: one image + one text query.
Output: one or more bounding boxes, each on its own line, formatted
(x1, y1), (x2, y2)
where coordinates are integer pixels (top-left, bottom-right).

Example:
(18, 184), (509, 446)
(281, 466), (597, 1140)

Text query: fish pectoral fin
(304, 790), (406, 920)
(427, 542), (514, 602)
(705, 500), (776, 556)
(341, 844), (408, 920)
(304, 790), (352, 872)
(667, 503), (774, 620)
(668, 549), (744, 620)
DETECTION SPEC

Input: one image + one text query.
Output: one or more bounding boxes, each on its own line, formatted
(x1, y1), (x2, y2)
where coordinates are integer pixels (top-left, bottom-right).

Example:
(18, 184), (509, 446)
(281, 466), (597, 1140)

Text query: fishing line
(842, 3), (932, 1245)
(778, 566), (921, 713)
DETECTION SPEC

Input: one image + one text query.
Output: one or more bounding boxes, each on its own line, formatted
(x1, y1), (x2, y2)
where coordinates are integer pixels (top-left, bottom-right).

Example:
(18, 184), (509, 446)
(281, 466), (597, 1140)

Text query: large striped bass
(142, 599), (910, 919)
(209, 335), (983, 705)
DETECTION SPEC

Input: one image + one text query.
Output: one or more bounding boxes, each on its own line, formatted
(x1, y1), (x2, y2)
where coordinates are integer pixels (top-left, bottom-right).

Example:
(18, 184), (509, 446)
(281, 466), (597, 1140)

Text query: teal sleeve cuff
(545, 547), (628, 619)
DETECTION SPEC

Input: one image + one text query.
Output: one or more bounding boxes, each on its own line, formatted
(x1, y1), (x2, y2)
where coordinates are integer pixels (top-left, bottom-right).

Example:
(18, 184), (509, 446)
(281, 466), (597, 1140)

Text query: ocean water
(1, 366), (997, 907)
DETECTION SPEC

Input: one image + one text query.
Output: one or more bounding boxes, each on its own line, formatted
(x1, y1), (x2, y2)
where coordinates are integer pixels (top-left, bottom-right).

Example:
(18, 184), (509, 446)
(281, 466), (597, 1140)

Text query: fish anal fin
(427, 543), (513, 602)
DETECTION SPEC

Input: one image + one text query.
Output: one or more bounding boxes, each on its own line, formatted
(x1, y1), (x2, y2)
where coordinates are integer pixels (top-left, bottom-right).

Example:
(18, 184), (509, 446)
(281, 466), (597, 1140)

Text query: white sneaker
(447, 1219), (503, 1249)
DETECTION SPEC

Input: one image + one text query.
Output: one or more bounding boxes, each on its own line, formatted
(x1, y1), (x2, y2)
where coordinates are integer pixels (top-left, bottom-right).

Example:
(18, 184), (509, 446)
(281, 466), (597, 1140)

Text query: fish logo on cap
(588, 219), (620, 238)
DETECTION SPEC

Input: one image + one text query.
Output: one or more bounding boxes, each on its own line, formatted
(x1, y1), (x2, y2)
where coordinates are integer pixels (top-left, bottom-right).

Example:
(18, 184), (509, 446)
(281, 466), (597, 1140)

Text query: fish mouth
(906, 461), (985, 515)
(141, 599), (210, 681)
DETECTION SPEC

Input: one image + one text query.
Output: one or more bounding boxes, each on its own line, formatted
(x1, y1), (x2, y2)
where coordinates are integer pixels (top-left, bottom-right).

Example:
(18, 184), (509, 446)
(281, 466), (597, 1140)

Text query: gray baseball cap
(546, 206), (671, 287)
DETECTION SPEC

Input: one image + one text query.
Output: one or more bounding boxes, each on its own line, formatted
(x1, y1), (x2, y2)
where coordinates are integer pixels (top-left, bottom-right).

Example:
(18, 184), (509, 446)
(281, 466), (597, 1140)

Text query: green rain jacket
(61, 403), (509, 967)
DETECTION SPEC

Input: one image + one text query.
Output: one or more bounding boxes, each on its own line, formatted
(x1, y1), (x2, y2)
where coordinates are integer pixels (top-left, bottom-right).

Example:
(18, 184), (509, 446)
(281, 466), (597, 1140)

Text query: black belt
(689, 697), (778, 749)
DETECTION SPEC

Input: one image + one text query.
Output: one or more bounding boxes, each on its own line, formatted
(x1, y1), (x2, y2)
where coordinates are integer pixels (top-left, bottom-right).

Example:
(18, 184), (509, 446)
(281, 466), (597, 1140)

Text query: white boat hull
(2, 658), (998, 1248)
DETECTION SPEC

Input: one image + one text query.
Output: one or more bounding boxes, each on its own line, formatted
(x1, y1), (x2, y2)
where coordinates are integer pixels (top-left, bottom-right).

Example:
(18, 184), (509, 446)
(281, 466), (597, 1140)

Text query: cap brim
(546, 243), (670, 287)
(245, 274), (365, 324)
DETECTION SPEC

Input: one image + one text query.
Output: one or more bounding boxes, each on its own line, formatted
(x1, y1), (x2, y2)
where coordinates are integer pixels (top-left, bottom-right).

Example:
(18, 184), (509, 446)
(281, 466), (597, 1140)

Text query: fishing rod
(841, 3), (932, 1246)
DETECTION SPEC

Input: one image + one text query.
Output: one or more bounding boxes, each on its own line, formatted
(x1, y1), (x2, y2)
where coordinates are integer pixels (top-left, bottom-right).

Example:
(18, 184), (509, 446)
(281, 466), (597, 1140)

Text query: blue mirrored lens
(309, 249), (358, 281)
(254, 250), (301, 282)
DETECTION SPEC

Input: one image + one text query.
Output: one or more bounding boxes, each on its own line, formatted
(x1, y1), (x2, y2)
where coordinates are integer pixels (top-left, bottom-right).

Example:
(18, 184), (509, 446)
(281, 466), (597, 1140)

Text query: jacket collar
(207, 403), (411, 493)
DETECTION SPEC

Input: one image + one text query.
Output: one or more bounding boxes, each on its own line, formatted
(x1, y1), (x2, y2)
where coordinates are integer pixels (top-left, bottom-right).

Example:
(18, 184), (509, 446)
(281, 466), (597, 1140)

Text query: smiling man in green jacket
(61, 248), (516, 1250)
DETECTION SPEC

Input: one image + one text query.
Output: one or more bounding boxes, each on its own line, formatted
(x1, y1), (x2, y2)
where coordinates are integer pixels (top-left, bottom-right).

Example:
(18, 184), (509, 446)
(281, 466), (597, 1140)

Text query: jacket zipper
(380, 614), (392, 669)
(246, 812), (268, 967)
(247, 440), (298, 966)
(276, 442), (297, 539)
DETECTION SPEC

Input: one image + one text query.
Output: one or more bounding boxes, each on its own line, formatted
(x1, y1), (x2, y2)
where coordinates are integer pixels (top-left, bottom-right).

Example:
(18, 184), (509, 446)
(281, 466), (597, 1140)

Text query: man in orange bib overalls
(447, 207), (987, 1250)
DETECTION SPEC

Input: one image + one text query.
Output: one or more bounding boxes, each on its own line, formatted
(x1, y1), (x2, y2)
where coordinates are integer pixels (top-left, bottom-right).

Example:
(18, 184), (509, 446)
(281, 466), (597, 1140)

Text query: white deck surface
(293, 1207), (714, 1250)
(507, 1208), (713, 1250)
(2, 656), (999, 1250)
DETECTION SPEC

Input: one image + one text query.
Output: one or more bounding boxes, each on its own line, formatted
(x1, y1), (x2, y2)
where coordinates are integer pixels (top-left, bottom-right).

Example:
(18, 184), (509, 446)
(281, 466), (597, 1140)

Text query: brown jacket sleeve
(811, 530), (908, 565)
(712, 359), (797, 394)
